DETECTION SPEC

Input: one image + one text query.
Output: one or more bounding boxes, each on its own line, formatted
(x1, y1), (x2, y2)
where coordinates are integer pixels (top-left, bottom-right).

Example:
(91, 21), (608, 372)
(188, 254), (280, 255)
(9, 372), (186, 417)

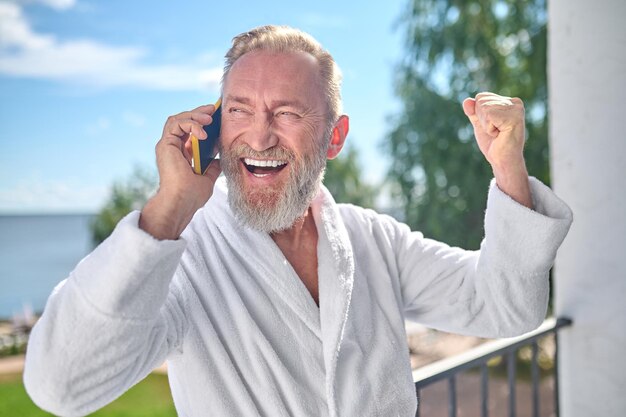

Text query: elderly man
(24, 25), (572, 417)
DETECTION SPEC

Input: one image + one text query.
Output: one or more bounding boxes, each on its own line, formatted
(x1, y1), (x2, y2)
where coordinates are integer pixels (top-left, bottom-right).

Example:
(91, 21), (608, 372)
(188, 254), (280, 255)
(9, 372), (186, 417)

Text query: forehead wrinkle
(224, 94), (253, 106)
(271, 99), (310, 112)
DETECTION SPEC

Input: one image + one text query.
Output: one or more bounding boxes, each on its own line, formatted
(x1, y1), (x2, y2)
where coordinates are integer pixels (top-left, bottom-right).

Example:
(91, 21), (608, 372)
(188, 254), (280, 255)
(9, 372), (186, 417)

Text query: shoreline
(0, 355), (168, 376)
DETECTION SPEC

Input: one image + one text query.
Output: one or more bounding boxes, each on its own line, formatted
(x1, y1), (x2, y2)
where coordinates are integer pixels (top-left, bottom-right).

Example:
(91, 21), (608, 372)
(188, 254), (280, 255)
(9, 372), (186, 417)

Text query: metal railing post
(448, 376), (457, 417)
(531, 341), (540, 417)
(481, 364), (489, 417)
(554, 332), (561, 417)
(507, 350), (517, 417)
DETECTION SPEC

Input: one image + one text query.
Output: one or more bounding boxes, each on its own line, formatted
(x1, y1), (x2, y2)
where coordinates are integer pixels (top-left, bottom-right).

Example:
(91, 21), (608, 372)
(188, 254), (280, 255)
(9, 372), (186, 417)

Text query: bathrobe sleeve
(391, 177), (573, 337)
(23, 211), (188, 417)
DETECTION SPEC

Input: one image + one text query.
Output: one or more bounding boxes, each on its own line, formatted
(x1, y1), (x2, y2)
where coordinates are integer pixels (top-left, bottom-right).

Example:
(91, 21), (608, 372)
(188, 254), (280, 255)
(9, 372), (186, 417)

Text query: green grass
(0, 373), (177, 417)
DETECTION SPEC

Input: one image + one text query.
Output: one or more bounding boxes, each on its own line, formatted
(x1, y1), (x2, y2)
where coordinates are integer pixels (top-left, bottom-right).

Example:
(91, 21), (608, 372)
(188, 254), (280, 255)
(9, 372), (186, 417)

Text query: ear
(327, 115), (349, 160)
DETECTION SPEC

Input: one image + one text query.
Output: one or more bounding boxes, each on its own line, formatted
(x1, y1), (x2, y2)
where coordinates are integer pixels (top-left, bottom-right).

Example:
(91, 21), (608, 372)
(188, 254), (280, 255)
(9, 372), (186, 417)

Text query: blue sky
(0, 0), (407, 213)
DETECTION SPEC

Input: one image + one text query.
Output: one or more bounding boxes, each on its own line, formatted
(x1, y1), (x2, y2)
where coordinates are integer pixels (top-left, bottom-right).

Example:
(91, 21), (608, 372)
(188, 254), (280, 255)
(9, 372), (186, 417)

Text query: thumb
(462, 98), (479, 125)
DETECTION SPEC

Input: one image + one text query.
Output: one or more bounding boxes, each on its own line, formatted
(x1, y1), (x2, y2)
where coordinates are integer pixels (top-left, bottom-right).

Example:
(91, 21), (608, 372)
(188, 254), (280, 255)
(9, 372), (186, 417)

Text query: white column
(549, 0), (626, 416)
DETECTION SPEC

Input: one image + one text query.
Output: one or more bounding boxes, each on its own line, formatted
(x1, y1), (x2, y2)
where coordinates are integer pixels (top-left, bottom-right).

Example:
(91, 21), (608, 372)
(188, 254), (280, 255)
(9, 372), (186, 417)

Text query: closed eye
(276, 111), (301, 118)
(228, 107), (252, 117)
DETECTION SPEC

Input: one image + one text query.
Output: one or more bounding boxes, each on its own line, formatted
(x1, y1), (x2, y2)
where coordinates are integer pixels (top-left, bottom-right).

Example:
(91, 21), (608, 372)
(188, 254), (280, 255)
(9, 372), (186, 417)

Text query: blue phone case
(192, 99), (221, 174)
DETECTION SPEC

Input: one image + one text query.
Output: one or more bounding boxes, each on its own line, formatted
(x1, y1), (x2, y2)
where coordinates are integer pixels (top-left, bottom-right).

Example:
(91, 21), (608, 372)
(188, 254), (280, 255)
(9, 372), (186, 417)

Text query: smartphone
(191, 98), (222, 175)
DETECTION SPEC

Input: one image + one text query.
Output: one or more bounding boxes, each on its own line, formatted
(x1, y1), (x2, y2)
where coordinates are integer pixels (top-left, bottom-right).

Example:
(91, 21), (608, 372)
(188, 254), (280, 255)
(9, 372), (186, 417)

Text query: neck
(270, 207), (317, 246)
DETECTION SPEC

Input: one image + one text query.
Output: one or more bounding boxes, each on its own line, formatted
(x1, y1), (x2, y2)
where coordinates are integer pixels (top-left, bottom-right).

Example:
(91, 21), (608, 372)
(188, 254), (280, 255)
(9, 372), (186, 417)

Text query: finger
(171, 112), (213, 130)
(480, 99), (514, 107)
(190, 112), (213, 126)
(166, 119), (207, 140)
(485, 122), (500, 137)
(191, 103), (216, 113)
(172, 104), (216, 120)
(189, 113), (214, 141)
(475, 109), (500, 137)
(472, 101), (500, 137)
(167, 112), (215, 138)
(155, 136), (186, 170)
(475, 92), (512, 102)
(166, 107), (214, 132)
(462, 98), (479, 125)
(183, 138), (193, 162)
(203, 158), (222, 181)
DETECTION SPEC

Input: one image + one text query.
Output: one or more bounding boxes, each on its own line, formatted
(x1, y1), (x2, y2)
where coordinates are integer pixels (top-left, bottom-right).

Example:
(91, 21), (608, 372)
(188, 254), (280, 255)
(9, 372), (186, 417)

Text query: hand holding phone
(191, 98), (222, 174)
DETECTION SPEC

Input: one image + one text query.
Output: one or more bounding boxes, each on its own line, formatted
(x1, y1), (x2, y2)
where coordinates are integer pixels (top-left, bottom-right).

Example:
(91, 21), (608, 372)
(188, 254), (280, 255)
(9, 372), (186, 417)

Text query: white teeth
(244, 158), (287, 167)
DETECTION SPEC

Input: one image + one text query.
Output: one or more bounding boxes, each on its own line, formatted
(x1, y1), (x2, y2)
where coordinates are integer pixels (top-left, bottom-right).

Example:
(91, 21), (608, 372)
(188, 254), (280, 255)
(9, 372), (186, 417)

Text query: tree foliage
(90, 167), (157, 246)
(324, 144), (377, 209)
(386, 0), (548, 249)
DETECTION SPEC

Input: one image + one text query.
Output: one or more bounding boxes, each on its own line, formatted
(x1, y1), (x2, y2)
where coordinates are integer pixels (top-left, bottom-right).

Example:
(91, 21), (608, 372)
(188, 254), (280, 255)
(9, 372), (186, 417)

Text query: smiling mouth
(242, 158), (288, 177)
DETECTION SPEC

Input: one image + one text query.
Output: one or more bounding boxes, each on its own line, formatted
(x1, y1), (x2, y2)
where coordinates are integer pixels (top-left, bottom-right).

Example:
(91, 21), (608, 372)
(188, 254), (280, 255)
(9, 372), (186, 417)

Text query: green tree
(324, 144), (377, 208)
(90, 167), (157, 246)
(386, 0), (548, 249)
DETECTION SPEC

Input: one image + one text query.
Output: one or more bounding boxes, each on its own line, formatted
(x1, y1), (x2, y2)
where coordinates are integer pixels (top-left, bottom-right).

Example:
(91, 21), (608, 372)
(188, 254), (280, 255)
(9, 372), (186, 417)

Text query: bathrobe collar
(211, 178), (355, 417)
(311, 184), (355, 417)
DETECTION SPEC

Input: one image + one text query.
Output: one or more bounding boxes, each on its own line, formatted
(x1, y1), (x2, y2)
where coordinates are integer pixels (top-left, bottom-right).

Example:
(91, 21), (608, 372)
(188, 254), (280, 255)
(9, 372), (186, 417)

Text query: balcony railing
(413, 317), (572, 417)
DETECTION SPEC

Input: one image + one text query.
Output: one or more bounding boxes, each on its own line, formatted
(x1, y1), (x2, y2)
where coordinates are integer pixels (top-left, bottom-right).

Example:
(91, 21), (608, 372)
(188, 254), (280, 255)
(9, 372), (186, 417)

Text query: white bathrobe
(23, 177), (572, 417)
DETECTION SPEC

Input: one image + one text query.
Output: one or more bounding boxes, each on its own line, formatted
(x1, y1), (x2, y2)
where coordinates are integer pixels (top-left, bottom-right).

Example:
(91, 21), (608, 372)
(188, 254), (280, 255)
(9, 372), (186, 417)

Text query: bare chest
(277, 242), (319, 306)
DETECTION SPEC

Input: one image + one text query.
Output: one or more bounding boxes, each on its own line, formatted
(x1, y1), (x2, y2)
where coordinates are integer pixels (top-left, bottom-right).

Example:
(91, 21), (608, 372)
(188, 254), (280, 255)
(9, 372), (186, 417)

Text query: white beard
(219, 141), (328, 233)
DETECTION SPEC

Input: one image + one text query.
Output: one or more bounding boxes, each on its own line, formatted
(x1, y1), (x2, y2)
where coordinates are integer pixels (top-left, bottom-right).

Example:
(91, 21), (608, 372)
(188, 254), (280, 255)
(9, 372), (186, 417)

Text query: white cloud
(0, 2), (54, 49)
(0, 2), (222, 91)
(12, 0), (76, 10)
(0, 176), (109, 213)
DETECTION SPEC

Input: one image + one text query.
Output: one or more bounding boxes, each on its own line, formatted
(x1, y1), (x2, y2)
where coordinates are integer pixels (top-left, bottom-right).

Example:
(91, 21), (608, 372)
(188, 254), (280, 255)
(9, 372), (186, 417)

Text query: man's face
(219, 50), (330, 233)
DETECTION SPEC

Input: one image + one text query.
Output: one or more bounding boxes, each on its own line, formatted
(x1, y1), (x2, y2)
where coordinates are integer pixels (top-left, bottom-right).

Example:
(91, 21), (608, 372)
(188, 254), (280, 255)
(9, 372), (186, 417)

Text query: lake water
(0, 214), (94, 319)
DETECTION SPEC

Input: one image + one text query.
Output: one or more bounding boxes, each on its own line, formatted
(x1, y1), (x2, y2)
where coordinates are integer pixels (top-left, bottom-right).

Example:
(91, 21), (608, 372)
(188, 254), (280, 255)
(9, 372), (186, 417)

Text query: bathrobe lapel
(212, 180), (355, 416)
(312, 188), (355, 417)
(210, 182), (321, 336)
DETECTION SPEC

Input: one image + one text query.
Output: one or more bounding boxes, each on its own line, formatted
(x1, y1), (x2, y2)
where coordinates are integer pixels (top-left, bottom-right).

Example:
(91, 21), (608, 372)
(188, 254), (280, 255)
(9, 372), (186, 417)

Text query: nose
(246, 112), (278, 152)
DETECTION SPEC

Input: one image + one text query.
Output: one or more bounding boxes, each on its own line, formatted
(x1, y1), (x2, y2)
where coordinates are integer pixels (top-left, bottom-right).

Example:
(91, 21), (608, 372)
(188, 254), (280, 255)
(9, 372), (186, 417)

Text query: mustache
(224, 143), (296, 162)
